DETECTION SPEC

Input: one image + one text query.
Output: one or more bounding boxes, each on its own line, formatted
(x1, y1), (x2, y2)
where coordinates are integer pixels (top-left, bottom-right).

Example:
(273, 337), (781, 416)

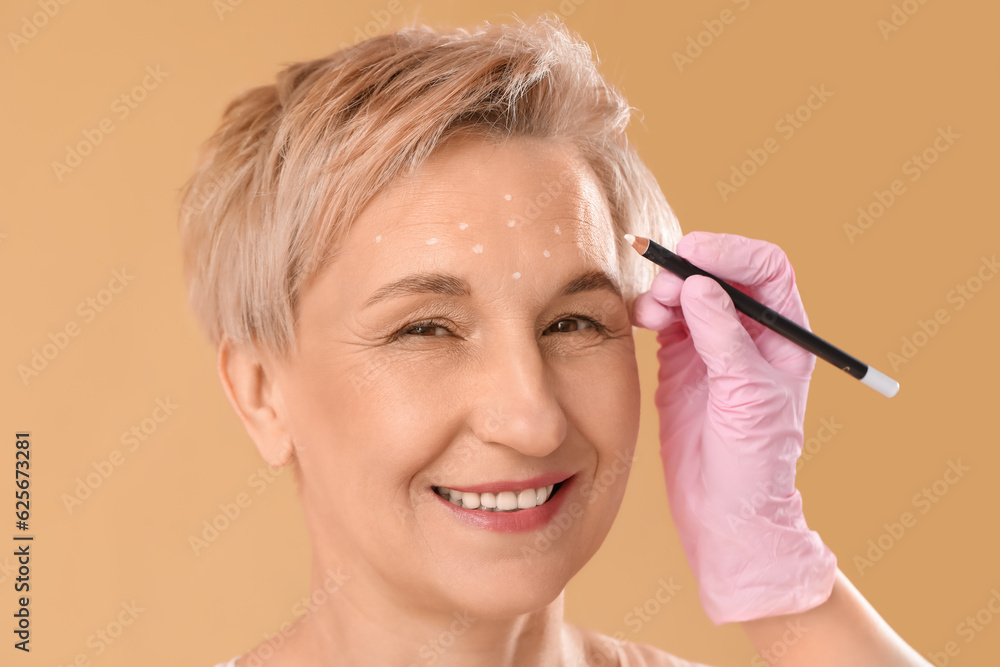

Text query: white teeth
(496, 491), (517, 510)
(435, 482), (561, 512)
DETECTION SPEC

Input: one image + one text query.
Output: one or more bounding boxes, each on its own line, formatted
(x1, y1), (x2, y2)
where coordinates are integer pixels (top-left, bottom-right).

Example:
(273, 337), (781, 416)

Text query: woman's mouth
(432, 482), (563, 512)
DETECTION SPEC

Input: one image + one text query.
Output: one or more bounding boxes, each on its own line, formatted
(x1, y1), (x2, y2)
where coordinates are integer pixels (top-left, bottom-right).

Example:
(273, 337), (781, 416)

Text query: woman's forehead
(369, 136), (607, 220)
(346, 185), (618, 294)
(303, 136), (623, 315)
(349, 137), (616, 256)
(341, 211), (619, 309)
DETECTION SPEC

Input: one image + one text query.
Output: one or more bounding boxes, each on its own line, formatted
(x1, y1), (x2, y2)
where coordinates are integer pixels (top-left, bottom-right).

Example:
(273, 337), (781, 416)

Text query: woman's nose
(471, 337), (567, 458)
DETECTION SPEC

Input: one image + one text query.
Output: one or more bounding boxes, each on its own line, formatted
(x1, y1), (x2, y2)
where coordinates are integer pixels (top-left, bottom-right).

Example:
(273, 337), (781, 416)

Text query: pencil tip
(623, 233), (635, 245)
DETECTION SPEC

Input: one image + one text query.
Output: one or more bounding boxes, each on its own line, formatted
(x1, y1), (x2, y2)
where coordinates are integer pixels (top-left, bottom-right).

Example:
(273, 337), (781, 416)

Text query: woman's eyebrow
(361, 269), (621, 309)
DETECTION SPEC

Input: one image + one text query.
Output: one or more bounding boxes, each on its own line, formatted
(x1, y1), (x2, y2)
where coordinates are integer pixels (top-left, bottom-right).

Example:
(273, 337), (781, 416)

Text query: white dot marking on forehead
(512, 272), (521, 279)
(375, 235), (382, 243)
(504, 194), (512, 200)
(472, 244), (483, 254)
(554, 225), (561, 235)
(426, 238), (439, 245)
(543, 249), (550, 258)
(458, 222), (468, 230)
(507, 219), (516, 228)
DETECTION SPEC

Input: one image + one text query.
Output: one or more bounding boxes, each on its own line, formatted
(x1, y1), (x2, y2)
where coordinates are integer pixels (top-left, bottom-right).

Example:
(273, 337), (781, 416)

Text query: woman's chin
(438, 572), (570, 620)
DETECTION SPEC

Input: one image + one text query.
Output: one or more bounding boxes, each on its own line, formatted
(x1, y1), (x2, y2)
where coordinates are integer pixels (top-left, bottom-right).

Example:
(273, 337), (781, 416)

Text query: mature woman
(178, 15), (930, 667)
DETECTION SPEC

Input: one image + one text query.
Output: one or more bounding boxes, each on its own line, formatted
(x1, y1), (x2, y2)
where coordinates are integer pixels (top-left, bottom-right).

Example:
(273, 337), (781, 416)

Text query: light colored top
(212, 635), (714, 666)
(614, 638), (715, 666)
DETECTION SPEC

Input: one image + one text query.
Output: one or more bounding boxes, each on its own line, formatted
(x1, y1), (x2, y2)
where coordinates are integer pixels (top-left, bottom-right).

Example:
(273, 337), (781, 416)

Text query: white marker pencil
(625, 233), (900, 398)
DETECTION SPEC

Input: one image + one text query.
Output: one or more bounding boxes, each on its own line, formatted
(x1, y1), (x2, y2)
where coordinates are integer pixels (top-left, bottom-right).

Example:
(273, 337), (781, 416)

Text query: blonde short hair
(177, 14), (681, 357)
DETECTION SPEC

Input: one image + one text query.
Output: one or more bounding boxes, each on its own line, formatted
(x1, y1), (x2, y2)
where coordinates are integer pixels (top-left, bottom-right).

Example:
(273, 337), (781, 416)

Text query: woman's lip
(434, 476), (575, 533)
(433, 472), (573, 494)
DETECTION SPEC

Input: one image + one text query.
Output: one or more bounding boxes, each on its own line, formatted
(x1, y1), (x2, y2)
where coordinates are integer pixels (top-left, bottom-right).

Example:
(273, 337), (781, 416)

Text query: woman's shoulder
(576, 625), (716, 667)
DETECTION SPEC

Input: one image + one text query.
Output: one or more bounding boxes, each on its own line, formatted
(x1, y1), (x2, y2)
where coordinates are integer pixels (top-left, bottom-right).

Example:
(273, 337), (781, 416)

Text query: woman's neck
(244, 558), (584, 667)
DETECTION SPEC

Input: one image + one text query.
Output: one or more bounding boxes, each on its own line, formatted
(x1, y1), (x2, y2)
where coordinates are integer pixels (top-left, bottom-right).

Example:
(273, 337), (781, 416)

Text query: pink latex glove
(632, 231), (837, 625)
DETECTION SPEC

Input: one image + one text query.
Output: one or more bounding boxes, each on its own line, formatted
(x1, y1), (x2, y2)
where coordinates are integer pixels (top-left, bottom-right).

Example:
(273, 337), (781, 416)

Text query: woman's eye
(402, 320), (452, 337)
(546, 317), (596, 333)
(545, 317), (605, 335)
(394, 315), (608, 341)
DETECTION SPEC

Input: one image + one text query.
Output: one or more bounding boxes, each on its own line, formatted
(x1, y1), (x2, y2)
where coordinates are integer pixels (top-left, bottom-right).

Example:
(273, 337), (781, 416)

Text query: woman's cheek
(580, 346), (642, 478)
(566, 340), (640, 411)
(363, 353), (466, 443)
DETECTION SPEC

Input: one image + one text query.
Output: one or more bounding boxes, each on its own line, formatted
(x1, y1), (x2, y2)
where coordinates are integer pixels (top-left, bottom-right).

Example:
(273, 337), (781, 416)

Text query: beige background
(1, 0), (997, 665)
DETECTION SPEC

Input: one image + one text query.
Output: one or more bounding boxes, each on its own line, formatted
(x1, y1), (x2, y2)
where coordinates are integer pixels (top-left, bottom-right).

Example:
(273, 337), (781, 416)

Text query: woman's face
(271, 134), (641, 618)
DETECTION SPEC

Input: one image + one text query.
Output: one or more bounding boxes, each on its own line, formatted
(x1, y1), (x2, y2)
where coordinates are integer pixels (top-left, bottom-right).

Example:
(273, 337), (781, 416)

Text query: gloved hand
(631, 231), (837, 625)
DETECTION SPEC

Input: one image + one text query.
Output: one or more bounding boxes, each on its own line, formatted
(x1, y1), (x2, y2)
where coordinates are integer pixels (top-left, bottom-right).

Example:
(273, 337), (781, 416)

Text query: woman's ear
(216, 338), (295, 467)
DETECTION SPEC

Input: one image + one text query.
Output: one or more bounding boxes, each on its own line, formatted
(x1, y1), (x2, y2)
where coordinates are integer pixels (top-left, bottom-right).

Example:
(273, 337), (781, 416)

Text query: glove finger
(654, 323), (708, 407)
(632, 290), (683, 331)
(678, 275), (762, 380)
(676, 232), (814, 375)
(679, 277), (800, 494)
(676, 232), (806, 329)
(649, 268), (685, 305)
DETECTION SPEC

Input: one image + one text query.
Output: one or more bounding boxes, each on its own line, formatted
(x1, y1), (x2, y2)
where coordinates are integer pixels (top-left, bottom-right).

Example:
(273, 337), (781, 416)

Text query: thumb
(678, 275), (761, 378)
